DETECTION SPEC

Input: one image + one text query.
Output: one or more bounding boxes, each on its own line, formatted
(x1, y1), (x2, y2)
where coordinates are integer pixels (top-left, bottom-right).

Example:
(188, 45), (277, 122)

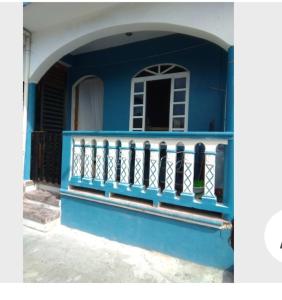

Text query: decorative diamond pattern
(96, 155), (104, 180)
(107, 156), (115, 181)
(165, 161), (174, 190)
(183, 161), (192, 193)
(83, 154), (93, 179)
(134, 158), (143, 185)
(72, 144), (84, 177)
(205, 163), (215, 197)
(120, 156), (129, 183)
(149, 159), (158, 188)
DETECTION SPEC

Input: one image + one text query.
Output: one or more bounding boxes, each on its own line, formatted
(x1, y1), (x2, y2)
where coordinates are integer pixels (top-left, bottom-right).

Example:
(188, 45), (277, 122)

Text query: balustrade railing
(61, 131), (233, 217)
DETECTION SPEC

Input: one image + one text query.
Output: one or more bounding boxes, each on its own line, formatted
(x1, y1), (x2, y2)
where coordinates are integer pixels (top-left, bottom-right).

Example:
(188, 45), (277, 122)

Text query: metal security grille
(36, 63), (67, 132)
(31, 62), (67, 184)
(31, 131), (62, 184)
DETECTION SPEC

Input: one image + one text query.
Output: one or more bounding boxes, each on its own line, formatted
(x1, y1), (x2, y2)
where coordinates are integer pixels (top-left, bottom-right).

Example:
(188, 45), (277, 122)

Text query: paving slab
(23, 225), (233, 283)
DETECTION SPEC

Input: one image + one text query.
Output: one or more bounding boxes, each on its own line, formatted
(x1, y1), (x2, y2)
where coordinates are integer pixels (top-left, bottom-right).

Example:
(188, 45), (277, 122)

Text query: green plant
(194, 179), (204, 187)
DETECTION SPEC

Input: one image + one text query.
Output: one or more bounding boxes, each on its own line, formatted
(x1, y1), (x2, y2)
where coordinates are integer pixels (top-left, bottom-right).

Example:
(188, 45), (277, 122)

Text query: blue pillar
(61, 134), (71, 190)
(226, 46), (234, 132)
(23, 83), (37, 180)
(223, 46), (234, 220)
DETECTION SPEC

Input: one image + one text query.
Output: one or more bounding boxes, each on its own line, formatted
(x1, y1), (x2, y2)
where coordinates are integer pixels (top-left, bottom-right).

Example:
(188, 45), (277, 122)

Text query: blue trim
(61, 134), (72, 189)
(63, 130), (234, 140)
(61, 193), (233, 269)
(61, 188), (228, 228)
(226, 46), (234, 132)
(68, 179), (230, 214)
(23, 83), (37, 180)
(223, 46), (234, 220)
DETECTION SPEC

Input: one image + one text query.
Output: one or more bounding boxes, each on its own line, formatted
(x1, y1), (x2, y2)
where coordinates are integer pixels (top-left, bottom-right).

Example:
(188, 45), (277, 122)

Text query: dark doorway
(31, 62), (68, 185)
(145, 79), (171, 131)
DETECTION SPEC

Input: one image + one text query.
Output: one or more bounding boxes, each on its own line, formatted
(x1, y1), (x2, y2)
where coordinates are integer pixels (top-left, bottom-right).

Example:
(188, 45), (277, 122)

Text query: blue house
(23, 3), (234, 270)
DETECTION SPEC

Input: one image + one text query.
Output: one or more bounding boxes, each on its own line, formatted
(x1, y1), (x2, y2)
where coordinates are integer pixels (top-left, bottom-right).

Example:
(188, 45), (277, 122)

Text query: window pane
(149, 66), (158, 73)
(165, 66), (186, 74)
(173, 117), (185, 129)
(173, 104), (185, 116)
(133, 106), (143, 116)
(174, 91), (185, 102)
(174, 78), (186, 89)
(133, 118), (142, 128)
(134, 94), (143, 105)
(160, 64), (172, 73)
(134, 82), (144, 93)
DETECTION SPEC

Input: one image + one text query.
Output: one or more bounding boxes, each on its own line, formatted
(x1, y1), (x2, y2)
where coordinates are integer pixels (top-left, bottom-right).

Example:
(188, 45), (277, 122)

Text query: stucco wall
(65, 34), (227, 132)
(25, 2), (233, 82)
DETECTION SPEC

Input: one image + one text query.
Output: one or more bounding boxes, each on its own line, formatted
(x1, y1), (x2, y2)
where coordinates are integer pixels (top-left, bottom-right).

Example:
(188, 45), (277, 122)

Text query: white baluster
(107, 140), (118, 182)
(133, 141), (145, 187)
(119, 140), (131, 185)
(72, 138), (84, 178)
(95, 139), (106, 182)
(148, 142), (160, 190)
(164, 142), (177, 194)
(83, 138), (94, 180)
(182, 143), (195, 195)
(202, 143), (217, 203)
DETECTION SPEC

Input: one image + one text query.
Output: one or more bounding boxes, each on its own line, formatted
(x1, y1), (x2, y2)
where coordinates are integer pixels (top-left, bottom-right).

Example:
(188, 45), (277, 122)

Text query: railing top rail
(63, 131), (234, 140)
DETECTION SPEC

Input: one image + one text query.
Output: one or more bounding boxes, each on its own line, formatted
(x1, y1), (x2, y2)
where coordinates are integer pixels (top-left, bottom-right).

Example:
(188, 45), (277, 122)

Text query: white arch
(27, 2), (233, 82)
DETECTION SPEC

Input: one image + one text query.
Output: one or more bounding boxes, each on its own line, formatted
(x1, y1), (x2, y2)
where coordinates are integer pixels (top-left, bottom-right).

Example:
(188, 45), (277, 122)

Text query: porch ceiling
(24, 2), (234, 83)
(70, 31), (172, 55)
(23, 2), (117, 32)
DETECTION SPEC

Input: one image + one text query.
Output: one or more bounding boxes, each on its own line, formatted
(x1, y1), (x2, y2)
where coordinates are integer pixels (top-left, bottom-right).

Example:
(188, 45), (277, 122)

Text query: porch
(23, 3), (234, 270)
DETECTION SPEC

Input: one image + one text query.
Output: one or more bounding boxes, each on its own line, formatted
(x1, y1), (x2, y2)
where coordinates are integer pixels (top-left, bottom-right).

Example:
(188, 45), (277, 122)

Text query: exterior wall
(25, 2), (233, 82)
(66, 34), (228, 132)
(61, 195), (233, 269)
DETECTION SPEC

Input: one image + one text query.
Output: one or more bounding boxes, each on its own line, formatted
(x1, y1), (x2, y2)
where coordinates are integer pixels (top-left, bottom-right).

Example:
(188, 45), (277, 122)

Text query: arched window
(130, 63), (190, 132)
(72, 76), (104, 131)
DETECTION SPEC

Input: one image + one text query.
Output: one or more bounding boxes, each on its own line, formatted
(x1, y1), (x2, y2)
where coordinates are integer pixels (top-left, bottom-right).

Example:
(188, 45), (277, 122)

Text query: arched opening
(130, 63), (189, 132)
(72, 76), (104, 131)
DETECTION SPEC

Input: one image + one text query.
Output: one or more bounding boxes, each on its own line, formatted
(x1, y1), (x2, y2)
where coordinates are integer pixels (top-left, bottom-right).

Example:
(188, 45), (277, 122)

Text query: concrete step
(24, 189), (60, 207)
(23, 180), (36, 192)
(23, 200), (60, 225)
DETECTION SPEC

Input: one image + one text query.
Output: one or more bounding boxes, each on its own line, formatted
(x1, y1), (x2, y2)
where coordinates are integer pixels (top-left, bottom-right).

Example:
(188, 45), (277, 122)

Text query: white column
(107, 140), (118, 182)
(182, 143), (195, 195)
(82, 138), (94, 180)
(164, 142), (177, 193)
(203, 144), (217, 199)
(119, 140), (131, 185)
(72, 138), (84, 178)
(148, 142), (160, 189)
(133, 141), (145, 187)
(95, 139), (106, 181)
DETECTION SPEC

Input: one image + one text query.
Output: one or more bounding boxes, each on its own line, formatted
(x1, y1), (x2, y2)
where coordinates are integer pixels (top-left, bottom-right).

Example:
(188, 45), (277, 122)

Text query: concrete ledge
(61, 188), (230, 229)
(61, 192), (234, 269)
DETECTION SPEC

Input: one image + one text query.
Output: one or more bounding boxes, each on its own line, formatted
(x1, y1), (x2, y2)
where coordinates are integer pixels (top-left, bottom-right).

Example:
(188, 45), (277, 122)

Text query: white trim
(130, 64), (190, 132)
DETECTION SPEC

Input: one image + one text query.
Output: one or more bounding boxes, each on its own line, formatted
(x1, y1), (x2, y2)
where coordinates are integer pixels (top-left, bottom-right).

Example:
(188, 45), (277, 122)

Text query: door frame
(129, 64), (190, 132)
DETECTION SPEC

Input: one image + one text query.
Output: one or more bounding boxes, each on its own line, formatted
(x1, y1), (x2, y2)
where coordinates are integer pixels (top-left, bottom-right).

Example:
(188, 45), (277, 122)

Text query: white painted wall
(24, 2), (234, 83)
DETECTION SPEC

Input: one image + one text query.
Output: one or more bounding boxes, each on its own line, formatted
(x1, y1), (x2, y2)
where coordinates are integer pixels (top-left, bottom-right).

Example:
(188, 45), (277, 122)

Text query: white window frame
(129, 64), (190, 132)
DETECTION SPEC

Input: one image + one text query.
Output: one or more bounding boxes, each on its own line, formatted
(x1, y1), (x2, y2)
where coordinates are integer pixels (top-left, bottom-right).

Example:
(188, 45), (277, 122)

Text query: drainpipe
(23, 28), (31, 176)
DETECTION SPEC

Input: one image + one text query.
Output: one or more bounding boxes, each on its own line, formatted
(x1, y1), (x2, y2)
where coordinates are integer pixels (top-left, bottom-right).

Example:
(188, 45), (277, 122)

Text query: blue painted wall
(64, 34), (227, 131)
(61, 195), (234, 270)
(24, 83), (37, 180)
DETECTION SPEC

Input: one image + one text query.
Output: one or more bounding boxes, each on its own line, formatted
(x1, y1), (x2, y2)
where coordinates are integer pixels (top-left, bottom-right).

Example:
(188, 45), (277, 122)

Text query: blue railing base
(61, 191), (233, 270)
